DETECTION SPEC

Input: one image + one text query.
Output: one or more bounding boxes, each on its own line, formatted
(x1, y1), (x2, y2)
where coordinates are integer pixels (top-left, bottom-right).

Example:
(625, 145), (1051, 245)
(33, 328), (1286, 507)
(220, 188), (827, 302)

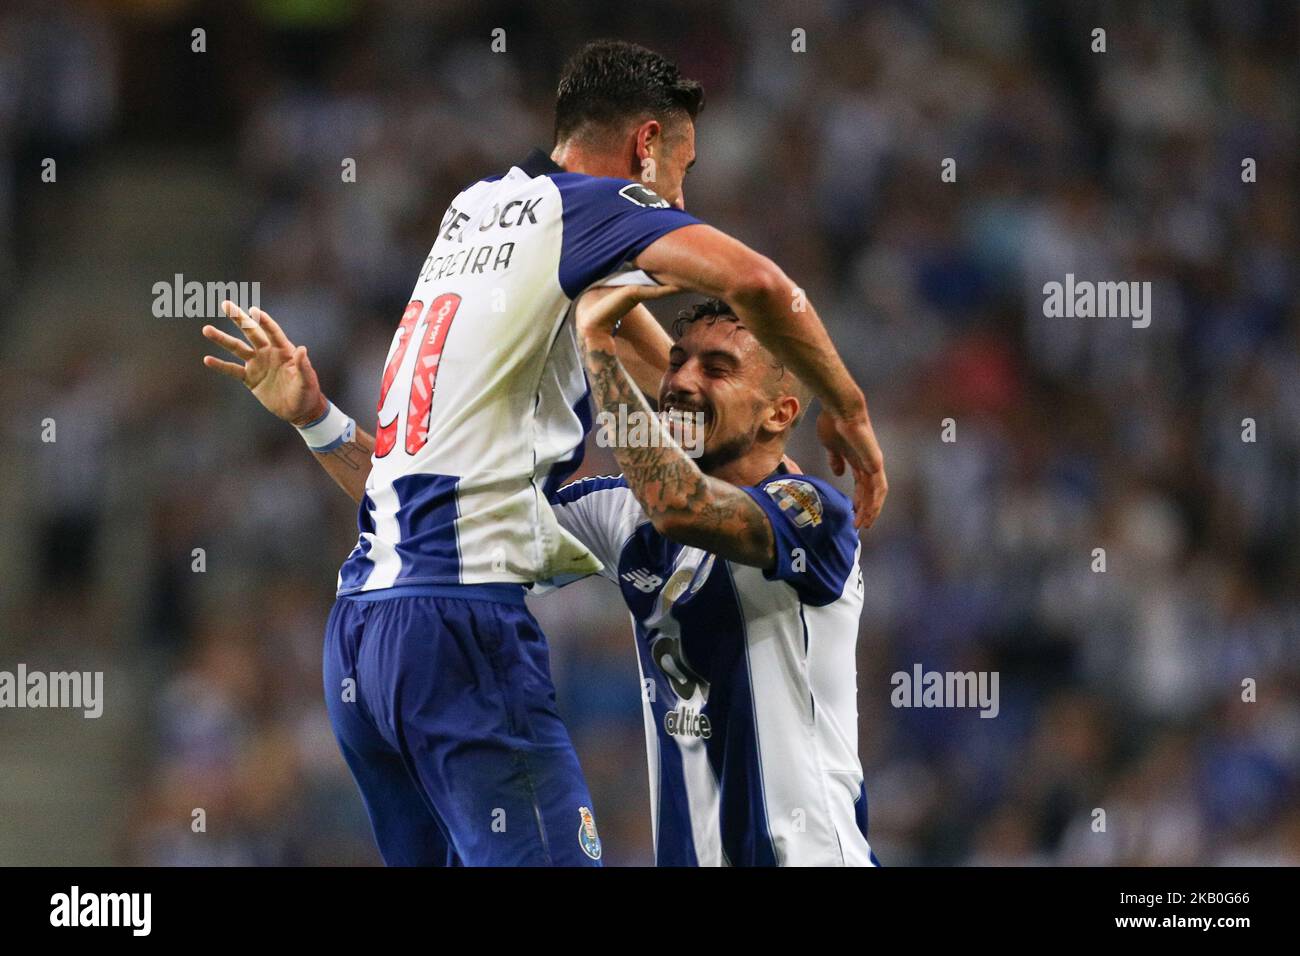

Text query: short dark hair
(555, 40), (704, 144)
(673, 299), (812, 423)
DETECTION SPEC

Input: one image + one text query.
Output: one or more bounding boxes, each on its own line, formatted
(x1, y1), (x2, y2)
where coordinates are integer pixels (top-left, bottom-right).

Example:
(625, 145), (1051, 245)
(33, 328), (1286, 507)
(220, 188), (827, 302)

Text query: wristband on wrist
(296, 401), (356, 452)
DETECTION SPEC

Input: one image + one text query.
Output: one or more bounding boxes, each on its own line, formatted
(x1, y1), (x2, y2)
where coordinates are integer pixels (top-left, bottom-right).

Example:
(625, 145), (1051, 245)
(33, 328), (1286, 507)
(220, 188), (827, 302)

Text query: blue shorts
(323, 584), (602, 866)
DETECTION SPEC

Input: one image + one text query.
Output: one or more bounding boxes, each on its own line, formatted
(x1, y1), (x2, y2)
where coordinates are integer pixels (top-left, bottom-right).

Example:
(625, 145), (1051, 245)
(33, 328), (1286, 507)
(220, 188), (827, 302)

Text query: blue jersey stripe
(392, 473), (463, 585)
(707, 564), (779, 866)
(339, 473), (465, 591)
(636, 623), (699, 867)
(855, 781), (882, 866)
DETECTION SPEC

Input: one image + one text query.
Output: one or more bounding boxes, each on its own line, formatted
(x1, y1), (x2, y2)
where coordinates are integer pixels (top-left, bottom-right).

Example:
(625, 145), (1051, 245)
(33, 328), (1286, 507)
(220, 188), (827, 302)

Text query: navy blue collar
(520, 147), (563, 177)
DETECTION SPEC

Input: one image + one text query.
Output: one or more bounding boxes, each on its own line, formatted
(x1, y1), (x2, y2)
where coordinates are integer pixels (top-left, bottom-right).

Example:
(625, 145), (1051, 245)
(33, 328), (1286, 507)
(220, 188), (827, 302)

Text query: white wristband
(297, 401), (355, 452)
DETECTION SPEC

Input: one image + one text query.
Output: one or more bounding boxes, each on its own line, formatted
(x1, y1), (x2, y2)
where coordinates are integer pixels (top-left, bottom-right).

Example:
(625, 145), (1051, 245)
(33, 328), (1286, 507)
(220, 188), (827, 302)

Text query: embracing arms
(573, 285), (776, 569)
(636, 224), (886, 527)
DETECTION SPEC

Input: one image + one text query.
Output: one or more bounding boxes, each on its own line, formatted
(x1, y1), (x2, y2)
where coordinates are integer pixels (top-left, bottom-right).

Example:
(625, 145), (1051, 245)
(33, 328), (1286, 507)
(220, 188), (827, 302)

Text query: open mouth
(659, 402), (709, 453)
(660, 399), (709, 422)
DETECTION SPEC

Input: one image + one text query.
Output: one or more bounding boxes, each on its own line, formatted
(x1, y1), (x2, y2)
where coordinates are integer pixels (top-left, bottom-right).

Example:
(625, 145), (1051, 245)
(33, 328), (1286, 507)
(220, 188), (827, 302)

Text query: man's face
(646, 118), (695, 209)
(658, 318), (784, 473)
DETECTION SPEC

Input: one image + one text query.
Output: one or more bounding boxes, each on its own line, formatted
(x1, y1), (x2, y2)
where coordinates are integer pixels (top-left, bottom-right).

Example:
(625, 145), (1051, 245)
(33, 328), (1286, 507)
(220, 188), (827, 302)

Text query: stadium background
(0, 0), (1296, 866)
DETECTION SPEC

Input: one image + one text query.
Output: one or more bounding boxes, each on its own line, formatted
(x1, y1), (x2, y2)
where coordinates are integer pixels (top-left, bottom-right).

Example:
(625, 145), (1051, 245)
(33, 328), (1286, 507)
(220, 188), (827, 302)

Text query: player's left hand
(575, 283), (681, 343)
(817, 408), (887, 530)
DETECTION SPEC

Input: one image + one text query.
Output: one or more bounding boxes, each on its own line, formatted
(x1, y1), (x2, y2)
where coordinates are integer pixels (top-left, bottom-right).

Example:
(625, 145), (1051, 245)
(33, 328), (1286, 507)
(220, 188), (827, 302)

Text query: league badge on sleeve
(578, 806), (602, 860)
(618, 183), (671, 208)
(764, 478), (824, 528)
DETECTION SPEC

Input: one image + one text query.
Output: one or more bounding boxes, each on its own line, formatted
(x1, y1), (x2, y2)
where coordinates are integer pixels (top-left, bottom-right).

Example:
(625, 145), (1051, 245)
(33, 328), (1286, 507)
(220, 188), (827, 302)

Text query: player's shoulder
(551, 474), (648, 554)
(548, 173), (678, 212)
(751, 472), (854, 534)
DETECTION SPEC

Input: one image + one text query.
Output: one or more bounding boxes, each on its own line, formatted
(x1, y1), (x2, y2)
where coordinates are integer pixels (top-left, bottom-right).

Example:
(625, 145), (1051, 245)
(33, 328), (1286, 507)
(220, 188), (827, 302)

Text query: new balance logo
(621, 568), (662, 593)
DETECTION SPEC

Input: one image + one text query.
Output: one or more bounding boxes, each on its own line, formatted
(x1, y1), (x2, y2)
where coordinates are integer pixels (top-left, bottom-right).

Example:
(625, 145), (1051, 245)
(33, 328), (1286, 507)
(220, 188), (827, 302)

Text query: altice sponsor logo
(50, 886), (151, 936)
(0, 664), (103, 718)
(890, 664), (999, 718)
(1042, 273), (1151, 328)
(664, 703), (712, 739)
(152, 273), (260, 318)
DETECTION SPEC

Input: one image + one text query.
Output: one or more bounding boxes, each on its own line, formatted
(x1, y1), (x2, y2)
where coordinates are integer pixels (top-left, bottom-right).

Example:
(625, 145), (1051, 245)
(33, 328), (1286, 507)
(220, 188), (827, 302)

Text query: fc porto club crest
(578, 806), (602, 860)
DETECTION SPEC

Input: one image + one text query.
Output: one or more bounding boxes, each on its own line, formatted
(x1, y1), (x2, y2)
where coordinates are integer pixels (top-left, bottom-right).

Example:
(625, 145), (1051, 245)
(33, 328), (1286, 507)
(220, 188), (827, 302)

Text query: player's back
(338, 150), (699, 594)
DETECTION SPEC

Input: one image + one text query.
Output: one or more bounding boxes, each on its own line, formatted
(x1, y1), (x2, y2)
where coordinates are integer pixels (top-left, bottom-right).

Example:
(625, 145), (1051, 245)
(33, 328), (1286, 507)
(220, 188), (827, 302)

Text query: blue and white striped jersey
(548, 466), (880, 866)
(337, 150), (699, 594)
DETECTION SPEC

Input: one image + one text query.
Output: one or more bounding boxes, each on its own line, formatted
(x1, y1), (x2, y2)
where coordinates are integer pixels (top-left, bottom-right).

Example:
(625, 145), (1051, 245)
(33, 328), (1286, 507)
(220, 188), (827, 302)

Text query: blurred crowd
(2, 0), (1296, 865)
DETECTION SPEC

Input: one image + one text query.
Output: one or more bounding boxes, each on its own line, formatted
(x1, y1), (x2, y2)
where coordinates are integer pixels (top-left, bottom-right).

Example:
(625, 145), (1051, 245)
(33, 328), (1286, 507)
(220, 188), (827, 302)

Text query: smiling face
(658, 306), (807, 477)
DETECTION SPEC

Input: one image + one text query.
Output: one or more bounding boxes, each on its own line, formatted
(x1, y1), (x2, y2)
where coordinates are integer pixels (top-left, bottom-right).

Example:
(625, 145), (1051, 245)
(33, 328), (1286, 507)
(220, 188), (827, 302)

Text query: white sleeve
(545, 477), (644, 585)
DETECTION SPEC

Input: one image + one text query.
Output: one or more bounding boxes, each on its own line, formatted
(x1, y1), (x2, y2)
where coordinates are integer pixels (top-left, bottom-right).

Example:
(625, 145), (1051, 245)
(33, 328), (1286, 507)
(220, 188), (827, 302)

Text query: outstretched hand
(202, 301), (327, 426)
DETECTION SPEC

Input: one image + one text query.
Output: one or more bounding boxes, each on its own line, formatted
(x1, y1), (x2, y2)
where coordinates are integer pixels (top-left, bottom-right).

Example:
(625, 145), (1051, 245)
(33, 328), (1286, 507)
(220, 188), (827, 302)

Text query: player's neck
(550, 142), (635, 181)
(705, 449), (784, 489)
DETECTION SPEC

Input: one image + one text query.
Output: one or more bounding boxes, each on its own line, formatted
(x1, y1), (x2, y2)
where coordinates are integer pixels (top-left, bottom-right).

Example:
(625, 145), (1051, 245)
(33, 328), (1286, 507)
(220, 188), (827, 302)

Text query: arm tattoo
(583, 341), (775, 568)
(309, 427), (375, 505)
(322, 440), (368, 472)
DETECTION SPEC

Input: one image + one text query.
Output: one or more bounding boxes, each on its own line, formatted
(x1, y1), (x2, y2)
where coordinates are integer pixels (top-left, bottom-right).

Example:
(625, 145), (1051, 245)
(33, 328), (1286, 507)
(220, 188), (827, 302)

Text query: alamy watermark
(50, 886), (150, 936)
(152, 273), (260, 318)
(1043, 273), (1151, 328)
(890, 664), (999, 718)
(0, 664), (103, 718)
(596, 404), (706, 459)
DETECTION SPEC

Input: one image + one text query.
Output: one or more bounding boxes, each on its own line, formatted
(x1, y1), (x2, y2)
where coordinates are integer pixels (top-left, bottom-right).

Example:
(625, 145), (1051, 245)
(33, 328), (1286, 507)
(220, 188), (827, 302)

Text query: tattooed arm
(613, 302), (673, 399)
(637, 224), (887, 529)
(575, 286), (776, 570)
(307, 427), (374, 505)
(203, 300), (374, 504)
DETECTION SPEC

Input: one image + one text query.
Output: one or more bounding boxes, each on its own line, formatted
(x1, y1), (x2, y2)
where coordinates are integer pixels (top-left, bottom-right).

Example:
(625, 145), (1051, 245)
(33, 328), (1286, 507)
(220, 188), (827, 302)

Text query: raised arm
(202, 301), (374, 504)
(613, 302), (673, 398)
(635, 223), (887, 528)
(574, 285), (775, 568)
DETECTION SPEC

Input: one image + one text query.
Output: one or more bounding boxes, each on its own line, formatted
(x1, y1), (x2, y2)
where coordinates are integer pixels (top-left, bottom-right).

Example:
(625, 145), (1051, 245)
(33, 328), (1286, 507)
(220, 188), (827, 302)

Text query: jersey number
(374, 294), (461, 457)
